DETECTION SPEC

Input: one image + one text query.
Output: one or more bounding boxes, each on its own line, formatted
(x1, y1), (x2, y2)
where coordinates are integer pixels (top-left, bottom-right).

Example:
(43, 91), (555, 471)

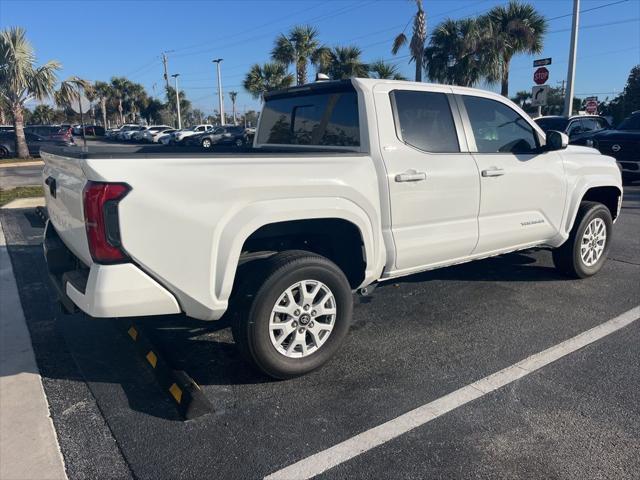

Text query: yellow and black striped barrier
(124, 322), (213, 420)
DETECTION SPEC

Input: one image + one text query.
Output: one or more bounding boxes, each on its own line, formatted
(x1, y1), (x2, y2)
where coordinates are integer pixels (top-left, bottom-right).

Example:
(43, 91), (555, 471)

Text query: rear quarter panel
(84, 154), (384, 320)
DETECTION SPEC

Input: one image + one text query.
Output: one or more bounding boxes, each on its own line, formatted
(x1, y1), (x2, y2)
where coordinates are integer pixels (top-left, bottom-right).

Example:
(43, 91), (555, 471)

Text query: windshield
(257, 84), (360, 147)
(534, 117), (568, 132)
(617, 113), (640, 130)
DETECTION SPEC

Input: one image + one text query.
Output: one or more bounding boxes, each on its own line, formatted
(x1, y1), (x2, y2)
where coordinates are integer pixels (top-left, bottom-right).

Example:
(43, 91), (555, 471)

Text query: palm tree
(110, 76), (132, 125)
(125, 82), (147, 122)
(31, 104), (55, 124)
(55, 76), (92, 110)
(484, 1), (547, 97)
(424, 18), (489, 87)
(391, 0), (426, 82)
(92, 81), (112, 127)
(0, 27), (61, 158)
(321, 46), (369, 80)
(271, 25), (330, 85)
(229, 91), (238, 125)
(243, 63), (295, 100)
(369, 60), (407, 80)
(512, 90), (532, 109)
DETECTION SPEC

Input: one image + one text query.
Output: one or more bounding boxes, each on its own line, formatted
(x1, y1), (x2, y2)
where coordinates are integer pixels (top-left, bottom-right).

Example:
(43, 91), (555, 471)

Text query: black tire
(234, 138), (243, 147)
(552, 201), (613, 278)
(0, 146), (8, 158)
(231, 250), (353, 379)
(201, 138), (212, 149)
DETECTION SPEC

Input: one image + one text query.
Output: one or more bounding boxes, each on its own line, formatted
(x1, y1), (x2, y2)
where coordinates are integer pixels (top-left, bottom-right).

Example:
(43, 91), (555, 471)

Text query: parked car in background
(158, 129), (177, 145)
(145, 127), (175, 143)
(0, 131), (74, 158)
(25, 125), (74, 144)
(137, 125), (172, 143)
(105, 127), (121, 139)
(83, 125), (105, 136)
(117, 125), (145, 141)
(186, 126), (250, 148)
(172, 124), (214, 144)
(534, 115), (610, 145)
(588, 111), (640, 181)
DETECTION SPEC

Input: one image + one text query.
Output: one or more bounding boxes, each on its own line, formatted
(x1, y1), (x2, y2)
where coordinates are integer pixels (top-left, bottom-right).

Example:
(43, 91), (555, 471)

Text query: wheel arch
(561, 180), (622, 242)
(213, 197), (384, 304)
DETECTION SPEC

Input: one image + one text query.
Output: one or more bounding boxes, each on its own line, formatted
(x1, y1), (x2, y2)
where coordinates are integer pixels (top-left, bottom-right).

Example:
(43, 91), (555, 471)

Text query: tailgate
(41, 150), (92, 266)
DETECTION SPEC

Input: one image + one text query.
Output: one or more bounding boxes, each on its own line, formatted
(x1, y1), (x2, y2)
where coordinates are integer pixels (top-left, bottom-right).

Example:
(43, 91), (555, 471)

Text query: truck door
(457, 94), (566, 254)
(374, 84), (480, 273)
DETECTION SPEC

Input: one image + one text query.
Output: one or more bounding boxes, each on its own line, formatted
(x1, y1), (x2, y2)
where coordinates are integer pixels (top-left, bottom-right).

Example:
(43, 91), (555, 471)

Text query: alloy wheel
(268, 280), (337, 358)
(580, 217), (607, 266)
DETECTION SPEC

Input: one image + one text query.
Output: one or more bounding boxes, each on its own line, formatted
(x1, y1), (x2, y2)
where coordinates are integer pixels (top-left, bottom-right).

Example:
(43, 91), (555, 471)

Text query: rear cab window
(257, 83), (360, 147)
(390, 90), (460, 153)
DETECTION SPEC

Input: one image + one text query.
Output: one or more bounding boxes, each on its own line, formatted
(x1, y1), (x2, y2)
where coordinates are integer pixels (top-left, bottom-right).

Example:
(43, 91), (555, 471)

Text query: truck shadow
(0, 207), (581, 422)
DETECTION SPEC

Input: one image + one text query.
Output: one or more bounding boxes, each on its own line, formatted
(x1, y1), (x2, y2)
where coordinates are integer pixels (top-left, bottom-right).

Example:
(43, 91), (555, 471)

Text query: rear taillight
(83, 181), (130, 264)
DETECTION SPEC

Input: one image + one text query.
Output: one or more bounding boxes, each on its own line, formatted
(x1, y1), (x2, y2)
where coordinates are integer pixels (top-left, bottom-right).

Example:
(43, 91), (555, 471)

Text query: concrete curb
(0, 219), (67, 480)
(1, 197), (45, 209)
(0, 160), (44, 168)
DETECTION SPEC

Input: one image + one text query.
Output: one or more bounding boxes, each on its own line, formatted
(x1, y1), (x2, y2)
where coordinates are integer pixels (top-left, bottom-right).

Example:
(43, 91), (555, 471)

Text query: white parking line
(265, 306), (640, 480)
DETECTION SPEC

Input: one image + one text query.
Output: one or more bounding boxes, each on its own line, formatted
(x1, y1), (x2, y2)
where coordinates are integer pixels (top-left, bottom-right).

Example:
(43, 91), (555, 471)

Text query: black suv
(187, 126), (251, 148)
(534, 115), (610, 145)
(589, 112), (640, 181)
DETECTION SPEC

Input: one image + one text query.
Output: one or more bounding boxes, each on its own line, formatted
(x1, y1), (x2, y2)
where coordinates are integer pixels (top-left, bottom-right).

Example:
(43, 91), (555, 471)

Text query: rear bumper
(44, 221), (181, 318)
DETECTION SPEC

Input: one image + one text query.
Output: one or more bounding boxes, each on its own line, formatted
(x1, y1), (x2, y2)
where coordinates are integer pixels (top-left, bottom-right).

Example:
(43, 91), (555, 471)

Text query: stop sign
(534, 67), (549, 85)
(585, 100), (598, 114)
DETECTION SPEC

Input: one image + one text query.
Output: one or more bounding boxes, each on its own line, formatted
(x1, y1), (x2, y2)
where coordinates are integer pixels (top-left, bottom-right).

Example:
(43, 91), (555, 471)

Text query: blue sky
(1, 0), (639, 115)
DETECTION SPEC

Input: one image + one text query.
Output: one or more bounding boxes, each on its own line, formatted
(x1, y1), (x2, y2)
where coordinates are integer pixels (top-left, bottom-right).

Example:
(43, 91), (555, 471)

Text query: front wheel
(553, 201), (613, 278)
(232, 251), (353, 379)
(201, 138), (212, 148)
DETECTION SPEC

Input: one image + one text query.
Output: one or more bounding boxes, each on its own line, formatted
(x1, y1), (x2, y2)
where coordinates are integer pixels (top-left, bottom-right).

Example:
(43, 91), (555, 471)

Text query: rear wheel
(201, 138), (212, 148)
(0, 146), (8, 158)
(553, 201), (612, 278)
(232, 250), (353, 379)
(235, 138), (244, 147)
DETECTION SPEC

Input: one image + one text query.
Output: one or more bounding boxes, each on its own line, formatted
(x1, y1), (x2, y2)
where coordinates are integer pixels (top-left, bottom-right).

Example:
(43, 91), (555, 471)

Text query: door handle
(395, 170), (427, 182)
(481, 168), (505, 177)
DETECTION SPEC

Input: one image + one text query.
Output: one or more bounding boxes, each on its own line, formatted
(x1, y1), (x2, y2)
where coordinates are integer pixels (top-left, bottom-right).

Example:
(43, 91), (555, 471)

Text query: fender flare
(213, 197), (384, 302)
(552, 176), (622, 247)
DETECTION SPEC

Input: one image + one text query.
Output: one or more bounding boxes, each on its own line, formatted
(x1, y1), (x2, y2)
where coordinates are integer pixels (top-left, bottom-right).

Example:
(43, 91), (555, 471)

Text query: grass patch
(0, 186), (44, 207)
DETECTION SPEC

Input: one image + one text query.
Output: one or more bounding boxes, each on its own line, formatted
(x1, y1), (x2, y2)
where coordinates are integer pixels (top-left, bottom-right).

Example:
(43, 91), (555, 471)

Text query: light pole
(212, 58), (225, 125)
(171, 73), (181, 129)
(563, 0), (580, 116)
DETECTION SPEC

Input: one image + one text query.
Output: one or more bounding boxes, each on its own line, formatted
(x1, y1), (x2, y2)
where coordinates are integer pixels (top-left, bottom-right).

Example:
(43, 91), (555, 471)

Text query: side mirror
(546, 130), (569, 151)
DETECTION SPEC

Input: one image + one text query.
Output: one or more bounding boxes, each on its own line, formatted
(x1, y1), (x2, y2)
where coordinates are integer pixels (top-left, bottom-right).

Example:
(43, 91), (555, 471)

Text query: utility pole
(161, 50), (174, 90)
(212, 58), (225, 126)
(171, 73), (181, 129)
(563, 0), (580, 117)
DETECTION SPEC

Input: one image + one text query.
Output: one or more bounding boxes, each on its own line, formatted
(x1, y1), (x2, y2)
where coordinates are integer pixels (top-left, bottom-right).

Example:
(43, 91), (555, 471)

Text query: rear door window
(390, 90), (459, 153)
(257, 85), (360, 147)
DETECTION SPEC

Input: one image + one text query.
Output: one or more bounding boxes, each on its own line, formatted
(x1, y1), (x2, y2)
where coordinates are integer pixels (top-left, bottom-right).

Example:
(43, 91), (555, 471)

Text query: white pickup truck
(42, 79), (622, 379)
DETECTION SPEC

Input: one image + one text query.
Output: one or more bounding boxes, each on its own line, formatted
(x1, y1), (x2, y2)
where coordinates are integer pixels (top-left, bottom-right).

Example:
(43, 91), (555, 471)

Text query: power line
(547, 17), (639, 35)
(547, 0), (630, 21)
(172, 0), (377, 60)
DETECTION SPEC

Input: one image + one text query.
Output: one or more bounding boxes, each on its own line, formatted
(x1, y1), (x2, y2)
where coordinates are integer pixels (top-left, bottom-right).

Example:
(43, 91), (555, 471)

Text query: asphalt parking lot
(1, 186), (639, 480)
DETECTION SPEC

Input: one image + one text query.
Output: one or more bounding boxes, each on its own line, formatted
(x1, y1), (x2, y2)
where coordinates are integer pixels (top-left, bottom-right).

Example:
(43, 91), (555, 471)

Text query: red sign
(585, 100), (598, 114)
(534, 67), (549, 85)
